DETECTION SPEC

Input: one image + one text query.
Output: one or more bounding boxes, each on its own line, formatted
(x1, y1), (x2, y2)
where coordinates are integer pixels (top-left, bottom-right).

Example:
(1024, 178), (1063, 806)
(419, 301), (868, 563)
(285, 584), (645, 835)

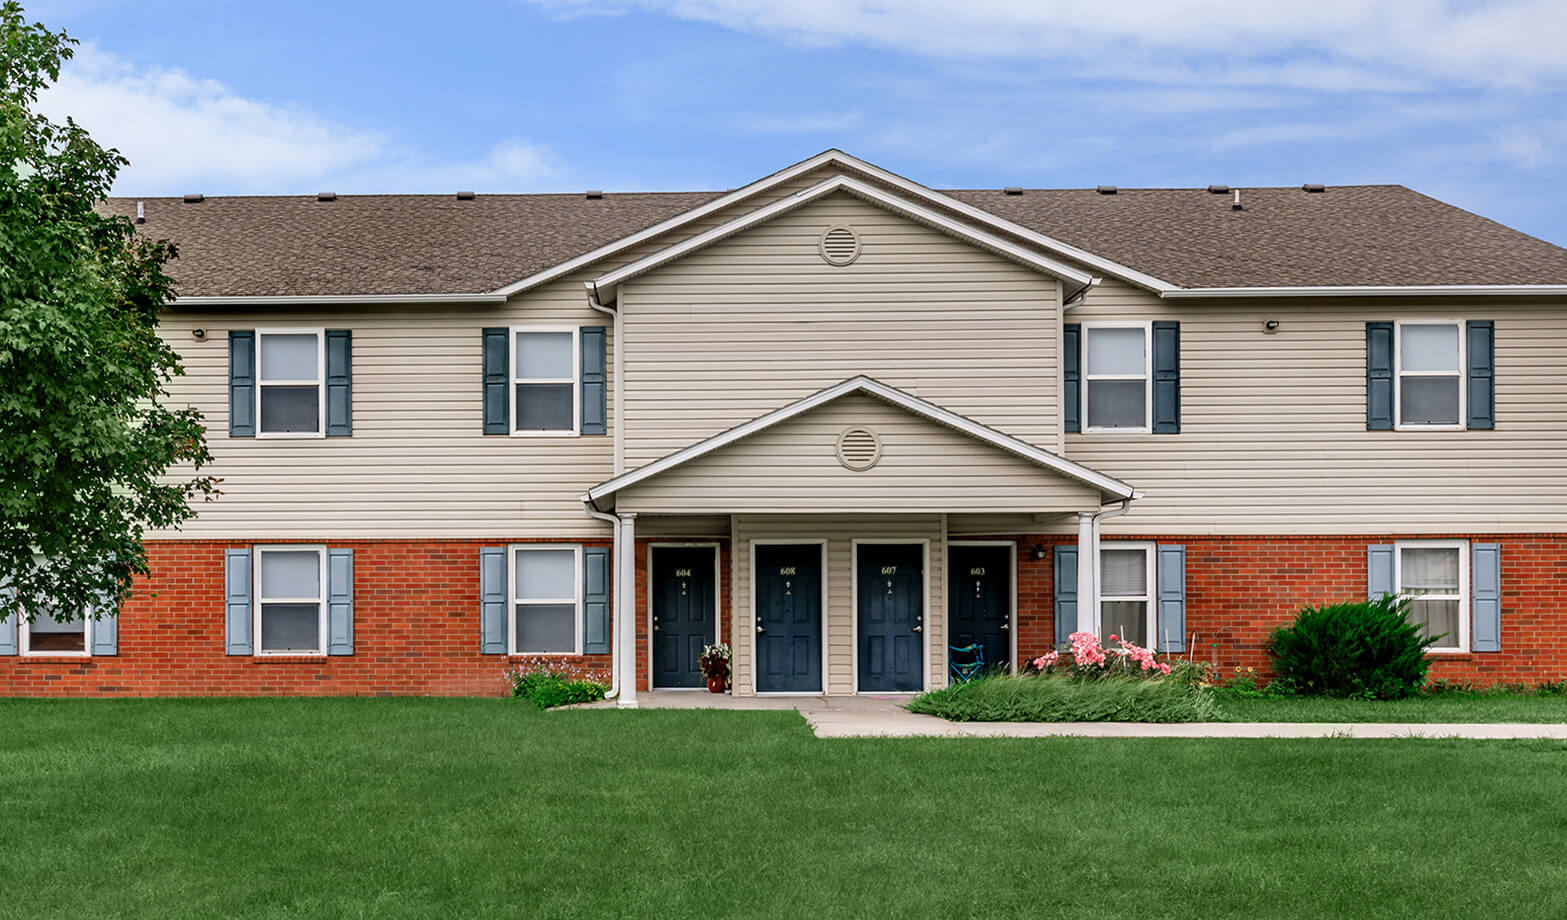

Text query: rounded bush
(1265, 595), (1437, 699)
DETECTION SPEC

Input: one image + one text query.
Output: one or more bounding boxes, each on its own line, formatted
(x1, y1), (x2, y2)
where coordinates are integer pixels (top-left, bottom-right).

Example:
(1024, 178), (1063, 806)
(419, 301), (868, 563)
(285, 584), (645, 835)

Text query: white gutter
(1160, 284), (1567, 300)
(581, 504), (623, 701)
(173, 292), (509, 306)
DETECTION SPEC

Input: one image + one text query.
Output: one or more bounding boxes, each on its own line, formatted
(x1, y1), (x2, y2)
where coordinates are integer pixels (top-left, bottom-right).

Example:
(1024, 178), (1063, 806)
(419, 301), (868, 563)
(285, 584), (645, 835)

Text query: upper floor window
(513, 328), (579, 436)
(1396, 541), (1468, 652)
(1084, 323), (1149, 432)
(257, 329), (325, 437)
(1396, 321), (1463, 428)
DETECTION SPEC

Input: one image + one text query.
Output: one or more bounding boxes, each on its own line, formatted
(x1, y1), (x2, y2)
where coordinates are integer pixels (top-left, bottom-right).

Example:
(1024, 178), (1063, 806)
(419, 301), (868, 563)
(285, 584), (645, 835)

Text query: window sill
(18, 654), (93, 662)
(253, 653), (329, 661)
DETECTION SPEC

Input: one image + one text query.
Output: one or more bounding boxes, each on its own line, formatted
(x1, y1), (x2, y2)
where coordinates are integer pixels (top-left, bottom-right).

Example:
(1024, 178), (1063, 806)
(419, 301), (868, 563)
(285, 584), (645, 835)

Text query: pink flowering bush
(1029, 632), (1172, 681)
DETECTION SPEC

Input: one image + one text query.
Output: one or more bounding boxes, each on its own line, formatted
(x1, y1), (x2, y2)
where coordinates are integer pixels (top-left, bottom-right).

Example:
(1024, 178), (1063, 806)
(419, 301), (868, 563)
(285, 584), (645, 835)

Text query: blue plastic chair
(949, 643), (985, 684)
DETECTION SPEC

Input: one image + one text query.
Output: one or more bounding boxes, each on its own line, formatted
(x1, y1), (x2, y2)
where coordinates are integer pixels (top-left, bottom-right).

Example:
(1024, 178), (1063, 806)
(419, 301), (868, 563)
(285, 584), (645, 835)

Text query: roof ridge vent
(1302, 183), (1326, 193)
(317, 192), (337, 202)
(1096, 185), (1117, 195)
(1003, 186), (1023, 195)
(1207, 184), (1229, 194)
(182, 193), (203, 203)
(455, 190), (476, 200)
(585, 189), (604, 199)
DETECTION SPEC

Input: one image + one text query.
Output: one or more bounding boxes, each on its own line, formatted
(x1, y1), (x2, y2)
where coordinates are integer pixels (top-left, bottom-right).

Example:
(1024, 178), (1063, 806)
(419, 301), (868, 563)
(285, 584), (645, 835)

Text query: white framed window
(19, 600), (93, 657)
(256, 328), (326, 437)
(1395, 321), (1464, 429)
(254, 546), (327, 655)
(1083, 323), (1151, 432)
(512, 327), (579, 436)
(1395, 540), (1468, 653)
(509, 545), (582, 654)
(1098, 543), (1155, 647)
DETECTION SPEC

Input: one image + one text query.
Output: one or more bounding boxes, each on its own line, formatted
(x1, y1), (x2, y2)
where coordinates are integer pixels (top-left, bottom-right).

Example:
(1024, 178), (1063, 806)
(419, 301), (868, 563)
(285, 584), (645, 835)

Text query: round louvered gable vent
(819, 226), (861, 266)
(835, 427), (881, 471)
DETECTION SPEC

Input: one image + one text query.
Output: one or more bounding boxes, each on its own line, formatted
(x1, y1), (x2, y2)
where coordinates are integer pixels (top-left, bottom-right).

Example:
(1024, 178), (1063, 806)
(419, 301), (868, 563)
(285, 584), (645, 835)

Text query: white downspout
(583, 503), (623, 701)
(1080, 498), (1135, 637)
(586, 288), (623, 476)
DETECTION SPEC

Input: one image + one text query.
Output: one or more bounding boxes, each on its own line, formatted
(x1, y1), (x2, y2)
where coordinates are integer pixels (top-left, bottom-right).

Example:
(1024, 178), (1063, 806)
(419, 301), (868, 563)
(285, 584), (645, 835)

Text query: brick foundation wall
(0, 539), (611, 697)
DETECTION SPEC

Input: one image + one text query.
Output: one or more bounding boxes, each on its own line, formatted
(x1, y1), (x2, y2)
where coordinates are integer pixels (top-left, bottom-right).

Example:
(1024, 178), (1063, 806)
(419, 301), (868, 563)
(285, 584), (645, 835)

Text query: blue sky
(31, 0), (1567, 244)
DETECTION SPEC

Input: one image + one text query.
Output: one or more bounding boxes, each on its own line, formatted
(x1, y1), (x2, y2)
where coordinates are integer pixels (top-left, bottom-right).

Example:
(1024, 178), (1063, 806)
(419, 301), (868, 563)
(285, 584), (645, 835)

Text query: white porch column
(617, 512), (639, 708)
(1075, 511), (1096, 637)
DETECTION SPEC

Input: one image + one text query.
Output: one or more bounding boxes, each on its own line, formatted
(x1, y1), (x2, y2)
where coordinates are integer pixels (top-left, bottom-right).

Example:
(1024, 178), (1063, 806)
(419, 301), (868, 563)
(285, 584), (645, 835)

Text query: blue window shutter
(90, 591), (119, 656)
(229, 330), (256, 438)
(225, 548), (253, 656)
(1156, 544), (1186, 652)
(482, 328), (510, 435)
(1366, 322), (1394, 430)
(583, 546), (611, 654)
(0, 584), (16, 656)
(580, 325), (607, 436)
(1472, 543), (1501, 652)
(480, 547), (507, 654)
(1467, 321), (1494, 430)
(325, 330), (353, 437)
(1151, 322), (1181, 434)
(327, 548), (355, 655)
(1367, 545), (1395, 600)
(1053, 545), (1077, 647)
(1063, 324), (1082, 434)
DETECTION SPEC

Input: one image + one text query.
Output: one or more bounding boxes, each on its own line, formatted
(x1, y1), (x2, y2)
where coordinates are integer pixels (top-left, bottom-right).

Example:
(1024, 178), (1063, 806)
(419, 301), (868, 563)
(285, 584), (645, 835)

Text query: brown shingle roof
(103, 183), (1567, 297)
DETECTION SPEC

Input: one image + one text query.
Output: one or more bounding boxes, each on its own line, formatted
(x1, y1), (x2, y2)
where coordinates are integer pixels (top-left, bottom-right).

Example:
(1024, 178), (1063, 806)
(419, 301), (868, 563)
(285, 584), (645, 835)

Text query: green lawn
(1218, 693), (1567, 723)
(5, 700), (1567, 919)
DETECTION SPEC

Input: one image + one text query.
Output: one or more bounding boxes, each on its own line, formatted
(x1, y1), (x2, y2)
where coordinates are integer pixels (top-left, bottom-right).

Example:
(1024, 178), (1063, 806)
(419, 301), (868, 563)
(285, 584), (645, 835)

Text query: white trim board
(582, 375), (1139, 506)
(588, 173), (1099, 304)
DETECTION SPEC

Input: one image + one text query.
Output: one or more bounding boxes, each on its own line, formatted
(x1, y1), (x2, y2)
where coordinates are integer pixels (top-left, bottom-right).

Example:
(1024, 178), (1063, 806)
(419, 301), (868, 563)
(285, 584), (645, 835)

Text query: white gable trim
(492, 148), (1174, 299)
(583, 375), (1139, 505)
(589, 175), (1097, 303)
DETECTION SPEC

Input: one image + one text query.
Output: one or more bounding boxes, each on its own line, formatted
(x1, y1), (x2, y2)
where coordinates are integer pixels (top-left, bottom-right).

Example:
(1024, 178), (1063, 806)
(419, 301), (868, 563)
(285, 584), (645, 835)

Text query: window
(1396, 541), (1468, 652)
(1084, 324), (1149, 431)
(257, 329), (325, 436)
(19, 601), (92, 656)
(513, 328), (578, 435)
(511, 545), (581, 654)
(254, 547), (327, 655)
(1098, 544), (1154, 647)
(1396, 321), (1464, 428)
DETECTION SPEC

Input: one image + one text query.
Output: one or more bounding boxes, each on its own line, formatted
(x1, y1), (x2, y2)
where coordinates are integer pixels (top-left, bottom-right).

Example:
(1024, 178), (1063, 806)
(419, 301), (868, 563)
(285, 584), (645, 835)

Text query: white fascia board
(585, 375), (1137, 503)
(491, 148), (1177, 299)
(591, 175), (1096, 302)
(1160, 284), (1567, 300)
(173, 292), (509, 307)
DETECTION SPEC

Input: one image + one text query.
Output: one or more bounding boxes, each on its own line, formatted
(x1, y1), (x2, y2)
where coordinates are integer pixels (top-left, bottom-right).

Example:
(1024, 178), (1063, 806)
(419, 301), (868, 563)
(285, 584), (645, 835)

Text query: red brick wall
(1003, 533), (1567, 685)
(0, 539), (610, 697)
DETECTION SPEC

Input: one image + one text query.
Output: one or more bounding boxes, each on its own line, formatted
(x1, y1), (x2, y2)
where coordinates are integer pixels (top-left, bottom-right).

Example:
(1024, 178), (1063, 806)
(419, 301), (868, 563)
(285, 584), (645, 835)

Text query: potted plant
(698, 642), (731, 693)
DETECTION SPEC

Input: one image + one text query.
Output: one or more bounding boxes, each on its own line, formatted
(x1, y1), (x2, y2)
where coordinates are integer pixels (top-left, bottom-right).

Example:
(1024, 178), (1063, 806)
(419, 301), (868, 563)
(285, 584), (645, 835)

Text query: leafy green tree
(0, 2), (216, 625)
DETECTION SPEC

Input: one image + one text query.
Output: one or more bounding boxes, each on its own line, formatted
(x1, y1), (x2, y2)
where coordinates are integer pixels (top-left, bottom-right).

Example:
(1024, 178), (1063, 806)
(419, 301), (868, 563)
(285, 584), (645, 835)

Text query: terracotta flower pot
(706, 674), (727, 694)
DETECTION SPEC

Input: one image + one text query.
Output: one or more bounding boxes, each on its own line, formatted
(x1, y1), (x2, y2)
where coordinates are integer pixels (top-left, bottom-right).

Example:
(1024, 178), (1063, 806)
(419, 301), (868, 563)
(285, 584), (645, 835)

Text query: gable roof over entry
(584, 376), (1139, 514)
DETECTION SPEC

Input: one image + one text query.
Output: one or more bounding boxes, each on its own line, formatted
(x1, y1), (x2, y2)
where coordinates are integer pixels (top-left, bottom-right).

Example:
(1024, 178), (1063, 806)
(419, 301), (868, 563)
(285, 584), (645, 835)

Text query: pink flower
(1160, 663), (1172, 675)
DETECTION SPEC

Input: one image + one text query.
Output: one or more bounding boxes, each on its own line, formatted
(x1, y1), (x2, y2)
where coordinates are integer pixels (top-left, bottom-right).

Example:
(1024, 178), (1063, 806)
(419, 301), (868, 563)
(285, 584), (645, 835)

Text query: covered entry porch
(584, 377), (1139, 706)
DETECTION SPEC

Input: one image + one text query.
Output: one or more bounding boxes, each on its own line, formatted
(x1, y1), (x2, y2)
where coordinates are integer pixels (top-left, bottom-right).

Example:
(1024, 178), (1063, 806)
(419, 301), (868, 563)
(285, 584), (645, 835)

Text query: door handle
(912, 625), (922, 632)
(756, 624), (767, 634)
(999, 622), (1010, 630)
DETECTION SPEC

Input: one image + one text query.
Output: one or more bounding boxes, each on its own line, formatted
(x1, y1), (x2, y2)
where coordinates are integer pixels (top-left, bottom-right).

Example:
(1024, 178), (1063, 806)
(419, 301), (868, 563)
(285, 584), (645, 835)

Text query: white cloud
(38, 45), (564, 195)
(522, 0), (1567, 90)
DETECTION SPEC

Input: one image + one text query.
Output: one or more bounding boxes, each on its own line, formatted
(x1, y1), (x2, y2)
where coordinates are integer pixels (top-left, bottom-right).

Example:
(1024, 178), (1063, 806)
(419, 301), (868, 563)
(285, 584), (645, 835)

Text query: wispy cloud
(739, 111), (863, 133)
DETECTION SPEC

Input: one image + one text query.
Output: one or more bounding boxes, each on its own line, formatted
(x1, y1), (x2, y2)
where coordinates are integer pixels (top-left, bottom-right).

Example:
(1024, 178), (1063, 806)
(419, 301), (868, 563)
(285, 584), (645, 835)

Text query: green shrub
(1265, 595), (1436, 699)
(906, 675), (1220, 723)
(507, 668), (608, 709)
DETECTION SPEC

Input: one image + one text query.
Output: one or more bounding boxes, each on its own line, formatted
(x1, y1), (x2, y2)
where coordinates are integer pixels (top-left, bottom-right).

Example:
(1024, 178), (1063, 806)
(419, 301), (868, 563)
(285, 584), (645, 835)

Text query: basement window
(511, 546), (581, 654)
(513, 328), (579, 436)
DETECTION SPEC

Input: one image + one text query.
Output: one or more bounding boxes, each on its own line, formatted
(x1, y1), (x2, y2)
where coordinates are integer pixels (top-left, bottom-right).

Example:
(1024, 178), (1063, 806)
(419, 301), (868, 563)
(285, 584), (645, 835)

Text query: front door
(857, 544), (924, 692)
(949, 544), (1012, 673)
(652, 546), (718, 689)
(754, 544), (823, 693)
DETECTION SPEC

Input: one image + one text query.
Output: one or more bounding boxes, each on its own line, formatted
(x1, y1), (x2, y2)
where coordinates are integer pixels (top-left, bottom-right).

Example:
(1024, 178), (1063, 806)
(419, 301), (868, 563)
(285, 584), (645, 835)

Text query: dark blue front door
(755, 544), (822, 693)
(857, 544), (924, 692)
(652, 546), (717, 689)
(949, 544), (1011, 673)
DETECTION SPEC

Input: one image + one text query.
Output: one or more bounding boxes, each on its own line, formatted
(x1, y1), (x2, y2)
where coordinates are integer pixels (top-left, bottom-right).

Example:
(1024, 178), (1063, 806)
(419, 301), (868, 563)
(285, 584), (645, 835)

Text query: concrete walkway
(629, 691), (1567, 739)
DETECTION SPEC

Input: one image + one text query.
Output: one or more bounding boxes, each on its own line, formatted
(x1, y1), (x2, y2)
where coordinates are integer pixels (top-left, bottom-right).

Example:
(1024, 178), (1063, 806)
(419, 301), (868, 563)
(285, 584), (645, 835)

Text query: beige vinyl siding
(620, 191), (1063, 469)
(1068, 279), (1567, 534)
(153, 277), (615, 539)
(615, 393), (1100, 514)
(731, 514), (947, 695)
